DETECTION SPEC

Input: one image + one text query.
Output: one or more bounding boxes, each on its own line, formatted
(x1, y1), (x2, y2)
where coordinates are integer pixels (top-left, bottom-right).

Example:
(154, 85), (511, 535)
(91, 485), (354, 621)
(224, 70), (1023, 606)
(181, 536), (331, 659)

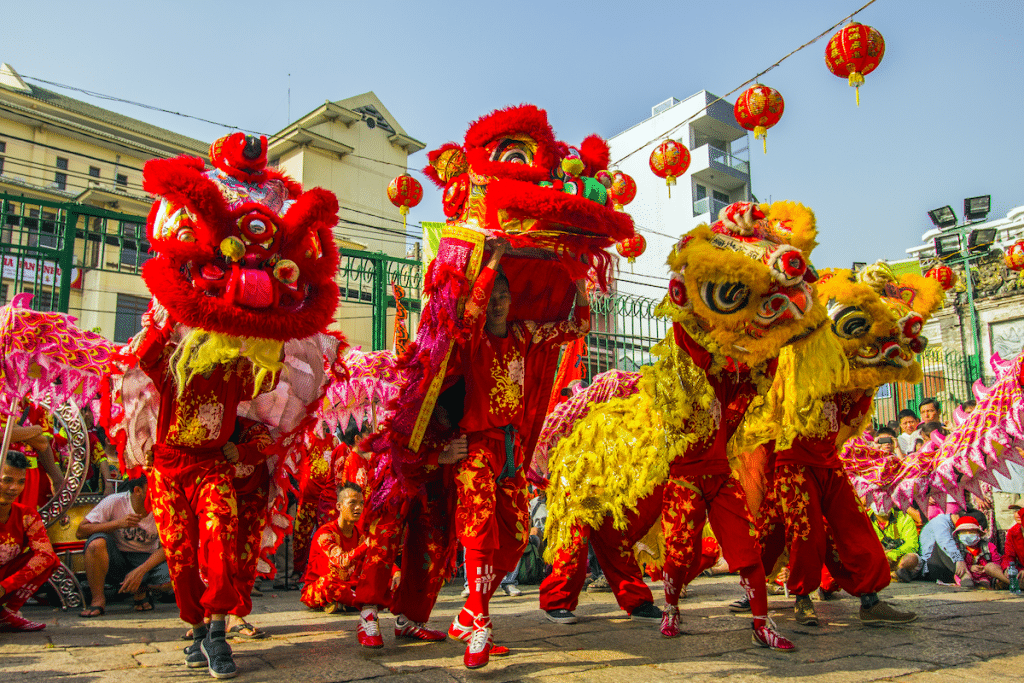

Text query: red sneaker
(752, 619), (795, 651)
(448, 614), (510, 656)
(0, 608), (46, 632)
(357, 610), (384, 649)
(463, 616), (493, 669)
(395, 617), (446, 641)
(660, 604), (681, 638)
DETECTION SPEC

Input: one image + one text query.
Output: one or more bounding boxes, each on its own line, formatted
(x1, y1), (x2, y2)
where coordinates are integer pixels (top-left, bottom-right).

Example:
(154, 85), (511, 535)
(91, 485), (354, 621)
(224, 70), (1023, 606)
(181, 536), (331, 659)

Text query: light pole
(926, 196), (996, 382)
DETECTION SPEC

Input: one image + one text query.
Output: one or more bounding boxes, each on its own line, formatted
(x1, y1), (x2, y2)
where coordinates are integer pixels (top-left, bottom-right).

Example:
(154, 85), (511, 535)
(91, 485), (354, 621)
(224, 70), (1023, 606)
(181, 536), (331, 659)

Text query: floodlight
(927, 206), (957, 230)
(852, 261), (867, 272)
(963, 195), (991, 223)
(967, 227), (997, 252)
(933, 234), (962, 258)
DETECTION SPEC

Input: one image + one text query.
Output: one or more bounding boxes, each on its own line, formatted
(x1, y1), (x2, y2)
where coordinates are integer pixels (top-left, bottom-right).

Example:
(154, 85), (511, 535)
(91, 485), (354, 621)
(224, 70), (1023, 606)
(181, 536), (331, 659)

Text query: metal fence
(585, 291), (668, 378)
(870, 346), (978, 427)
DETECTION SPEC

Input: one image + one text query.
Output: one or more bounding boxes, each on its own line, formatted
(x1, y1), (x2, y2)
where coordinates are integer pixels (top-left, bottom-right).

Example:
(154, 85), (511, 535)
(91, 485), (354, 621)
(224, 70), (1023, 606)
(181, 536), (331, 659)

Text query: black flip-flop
(228, 622), (268, 640)
(133, 592), (154, 612)
(80, 605), (105, 618)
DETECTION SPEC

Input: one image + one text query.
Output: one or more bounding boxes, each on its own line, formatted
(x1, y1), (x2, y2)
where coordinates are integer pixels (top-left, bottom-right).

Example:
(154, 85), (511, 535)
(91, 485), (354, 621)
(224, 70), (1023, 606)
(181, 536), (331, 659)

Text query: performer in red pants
(137, 316), (277, 677)
(293, 430), (339, 576)
(771, 391), (915, 626)
(450, 242), (590, 669)
(0, 451), (58, 632)
(657, 325), (794, 651)
(539, 486), (663, 623)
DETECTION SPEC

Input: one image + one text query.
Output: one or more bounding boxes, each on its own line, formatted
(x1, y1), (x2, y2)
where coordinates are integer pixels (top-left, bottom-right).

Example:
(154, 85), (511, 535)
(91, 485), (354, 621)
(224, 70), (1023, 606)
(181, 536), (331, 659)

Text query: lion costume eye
(491, 139), (532, 165)
(699, 281), (750, 314)
(830, 304), (872, 339)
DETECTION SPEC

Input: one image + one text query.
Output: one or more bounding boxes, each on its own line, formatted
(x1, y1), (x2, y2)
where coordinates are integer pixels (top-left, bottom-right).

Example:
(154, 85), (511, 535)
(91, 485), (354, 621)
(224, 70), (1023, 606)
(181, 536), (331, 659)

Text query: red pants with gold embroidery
(0, 550), (58, 613)
(454, 436), (528, 566)
(151, 445), (242, 625)
(356, 471), (458, 622)
(540, 485), (663, 614)
(661, 473), (766, 611)
(774, 464), (890, 596)
(301, 573), (358, 609)
(232, 467), (269, 619)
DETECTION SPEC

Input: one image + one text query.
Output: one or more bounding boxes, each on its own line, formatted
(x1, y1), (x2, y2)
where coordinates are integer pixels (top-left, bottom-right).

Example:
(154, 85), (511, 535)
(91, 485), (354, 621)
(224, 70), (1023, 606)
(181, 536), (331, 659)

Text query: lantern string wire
(610, 0), (880, 167)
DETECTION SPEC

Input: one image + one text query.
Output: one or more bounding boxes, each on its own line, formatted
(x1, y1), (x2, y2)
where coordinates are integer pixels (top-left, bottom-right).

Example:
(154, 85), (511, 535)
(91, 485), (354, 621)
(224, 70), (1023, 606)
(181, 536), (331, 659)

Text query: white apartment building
(607, 91), (751, 297)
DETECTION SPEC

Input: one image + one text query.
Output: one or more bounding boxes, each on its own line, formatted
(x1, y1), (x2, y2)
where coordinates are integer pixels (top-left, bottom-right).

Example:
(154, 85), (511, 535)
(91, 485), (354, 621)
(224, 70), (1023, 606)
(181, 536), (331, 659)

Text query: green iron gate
(585, 291), (668, 377)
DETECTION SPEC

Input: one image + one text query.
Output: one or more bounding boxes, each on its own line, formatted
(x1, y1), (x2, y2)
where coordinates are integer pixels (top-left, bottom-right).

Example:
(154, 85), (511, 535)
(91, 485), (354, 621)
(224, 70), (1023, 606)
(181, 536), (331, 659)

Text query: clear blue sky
(2, 0), (1021, 270)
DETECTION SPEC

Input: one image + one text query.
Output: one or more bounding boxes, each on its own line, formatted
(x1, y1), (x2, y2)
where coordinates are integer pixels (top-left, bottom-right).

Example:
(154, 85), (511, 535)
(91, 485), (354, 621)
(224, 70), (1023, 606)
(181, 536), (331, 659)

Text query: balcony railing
(708, 145), (750, 174)
(693, 197), (730, 218)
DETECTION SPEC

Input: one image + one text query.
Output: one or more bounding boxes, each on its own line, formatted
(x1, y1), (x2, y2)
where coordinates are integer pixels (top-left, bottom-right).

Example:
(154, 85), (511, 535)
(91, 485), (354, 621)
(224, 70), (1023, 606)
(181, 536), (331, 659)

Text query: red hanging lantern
(925, 265), (956, 291)
(734, 85), (784, 154)
(649, 141), (690, 198)
(825, 22), (886, 107)
(609, 171), (637, 210)
(1006, 240), (1024, 271)
(616, 234), (646, 265)
(387, 174), (423, 229)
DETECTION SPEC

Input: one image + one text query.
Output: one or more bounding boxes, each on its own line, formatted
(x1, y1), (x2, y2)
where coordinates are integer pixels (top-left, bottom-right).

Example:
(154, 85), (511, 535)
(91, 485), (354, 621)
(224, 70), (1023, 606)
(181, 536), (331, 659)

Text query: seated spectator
(301, 483), (367, 612)
(0, 451), (58, 632)
(896, 409), (921, 455)
(869, 508), (920, 579)
(77, 474), (170, 617)
(901, 511), (1005, 587)
(1002, 505), (1024, 573)
(953, 515), (1009, 588)
(918, 398), (943, 426)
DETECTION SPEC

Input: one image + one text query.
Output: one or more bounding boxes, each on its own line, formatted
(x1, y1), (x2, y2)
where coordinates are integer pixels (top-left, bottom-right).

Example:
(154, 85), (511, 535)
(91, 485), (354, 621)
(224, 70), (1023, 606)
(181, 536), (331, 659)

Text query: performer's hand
(438, 436), (469, 464)
(390, 570), (402, 592)
(119, 566), (146, 595)
(485, 237), (508, 266)
(954, 560), (969, 579)
(120, 513), (143, 529)
(222, 443), (240, 464)
(973, 496), (993, 512)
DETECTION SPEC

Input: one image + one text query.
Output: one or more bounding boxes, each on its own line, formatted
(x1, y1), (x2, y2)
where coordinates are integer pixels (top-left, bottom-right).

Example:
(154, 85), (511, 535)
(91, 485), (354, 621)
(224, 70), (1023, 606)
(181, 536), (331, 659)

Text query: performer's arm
(461, 241), (506, 334)
(522, 279), (591, 345)
(0, 512), (57, 598)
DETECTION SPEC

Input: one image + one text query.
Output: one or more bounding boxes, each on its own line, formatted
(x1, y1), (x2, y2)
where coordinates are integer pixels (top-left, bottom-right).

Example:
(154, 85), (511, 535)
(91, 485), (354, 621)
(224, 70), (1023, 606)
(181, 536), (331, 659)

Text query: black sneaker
(201, 631), (238, 679)
(545, 609), (579, 624)
(629, 601), (662, 623)
(184, 625), (208, 669)
(728, 596), (751, 613)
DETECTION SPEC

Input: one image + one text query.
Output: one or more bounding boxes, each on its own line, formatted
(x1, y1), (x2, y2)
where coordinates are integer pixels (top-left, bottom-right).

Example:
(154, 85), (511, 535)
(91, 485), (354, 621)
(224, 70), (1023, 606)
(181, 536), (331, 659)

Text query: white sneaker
(461, 586), (470, 597)
(502, 584), (522, 597)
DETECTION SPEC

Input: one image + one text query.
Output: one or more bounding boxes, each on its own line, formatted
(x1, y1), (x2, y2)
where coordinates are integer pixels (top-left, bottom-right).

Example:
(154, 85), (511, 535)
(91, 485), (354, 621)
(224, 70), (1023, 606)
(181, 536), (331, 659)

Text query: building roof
(0, 63), (207, 155)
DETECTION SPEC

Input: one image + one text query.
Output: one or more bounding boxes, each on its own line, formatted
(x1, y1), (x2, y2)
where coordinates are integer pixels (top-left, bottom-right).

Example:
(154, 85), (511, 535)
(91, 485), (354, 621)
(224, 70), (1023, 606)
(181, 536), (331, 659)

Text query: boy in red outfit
(451, 242), (590, 669)
(301, 483), (366, 610)
(0, 450), (59, 632)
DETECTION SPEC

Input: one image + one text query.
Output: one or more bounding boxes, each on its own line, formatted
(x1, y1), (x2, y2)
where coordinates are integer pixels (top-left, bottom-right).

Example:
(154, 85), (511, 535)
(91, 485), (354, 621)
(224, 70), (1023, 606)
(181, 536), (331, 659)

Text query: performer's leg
(194, 471), (243, 619)
(233, 477), (269, 620)
(706, 474), (794, 651)
(150, 467), (206, 627)
(775, 465), (827, 597)
(661, 478), (707, 607)
(0, 549), (58, 614)
(818, 472), (891, 596)
(538, 523), (590, 613)
(590, 488), (662, 615)
(391, 491), (453, 638)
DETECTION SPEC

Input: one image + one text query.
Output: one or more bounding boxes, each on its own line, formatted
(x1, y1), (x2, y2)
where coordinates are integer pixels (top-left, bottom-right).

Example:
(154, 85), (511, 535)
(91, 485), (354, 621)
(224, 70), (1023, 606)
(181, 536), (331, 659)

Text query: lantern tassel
(754, 126), (768, 154)
(400, 205), (409, 230)
(666, 174), (676, 199)
(848, 72), (865, 107)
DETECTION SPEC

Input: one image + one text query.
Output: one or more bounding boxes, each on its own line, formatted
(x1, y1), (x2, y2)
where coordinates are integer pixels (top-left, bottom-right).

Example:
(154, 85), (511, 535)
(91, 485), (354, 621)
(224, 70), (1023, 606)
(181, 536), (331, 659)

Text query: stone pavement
(3, 575), (1022, 682)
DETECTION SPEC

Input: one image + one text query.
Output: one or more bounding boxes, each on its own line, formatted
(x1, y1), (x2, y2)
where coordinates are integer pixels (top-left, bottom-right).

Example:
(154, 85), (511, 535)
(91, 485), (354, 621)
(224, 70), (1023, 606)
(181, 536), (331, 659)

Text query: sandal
(228, 622), (268, 639)
(79, 605), (105, 618)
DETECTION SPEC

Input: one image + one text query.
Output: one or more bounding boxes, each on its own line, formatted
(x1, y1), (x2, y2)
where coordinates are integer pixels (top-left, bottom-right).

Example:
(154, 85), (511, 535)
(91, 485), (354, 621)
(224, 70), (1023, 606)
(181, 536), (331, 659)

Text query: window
(55, 157), (68, 190)
(22, 287), (55, 311)
(0, 285), (8, 306)
(56, 157), (68, 170)
(695, 184), (707, 200)
(114, 293), (150, 343)
(88, 166), (100, 178)
(119, 222), (150, 269)
(0, 140), (5, 175)
(712, 189), (730, 204)
(116, 174), (128, 187)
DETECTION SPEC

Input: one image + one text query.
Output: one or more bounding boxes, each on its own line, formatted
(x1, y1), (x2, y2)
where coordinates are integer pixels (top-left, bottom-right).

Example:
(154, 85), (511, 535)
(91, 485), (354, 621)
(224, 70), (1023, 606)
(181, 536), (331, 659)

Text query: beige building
(0, 63), (424, 350)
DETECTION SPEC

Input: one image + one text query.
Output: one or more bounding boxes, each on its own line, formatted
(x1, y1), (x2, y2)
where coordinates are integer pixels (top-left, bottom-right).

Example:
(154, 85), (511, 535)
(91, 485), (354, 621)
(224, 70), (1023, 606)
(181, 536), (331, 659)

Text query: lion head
(423, 104), (634, 285)
(816, 262), (944, 388)
(141, 132), (340, 342)
(660, 201), (825, 368)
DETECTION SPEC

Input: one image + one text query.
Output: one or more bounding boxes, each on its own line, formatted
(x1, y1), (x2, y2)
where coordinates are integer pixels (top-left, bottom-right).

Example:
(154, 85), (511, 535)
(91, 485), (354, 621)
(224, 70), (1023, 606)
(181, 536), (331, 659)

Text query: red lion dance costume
(109, 133), (344, 679)
(358, 105), (635, 669)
